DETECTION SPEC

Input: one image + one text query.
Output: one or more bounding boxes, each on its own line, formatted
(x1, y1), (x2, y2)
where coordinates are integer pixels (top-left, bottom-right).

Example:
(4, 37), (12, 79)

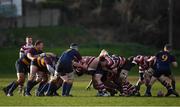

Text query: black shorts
(31, 61), (48, 73)
(56, 61), (73, 76)
(15, 60), (29, 74)
(153, 70), (172, 78)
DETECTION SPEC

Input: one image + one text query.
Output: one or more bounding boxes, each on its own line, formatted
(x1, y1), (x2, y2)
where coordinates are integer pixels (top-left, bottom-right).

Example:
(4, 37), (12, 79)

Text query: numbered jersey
(155, 51), (176, 71)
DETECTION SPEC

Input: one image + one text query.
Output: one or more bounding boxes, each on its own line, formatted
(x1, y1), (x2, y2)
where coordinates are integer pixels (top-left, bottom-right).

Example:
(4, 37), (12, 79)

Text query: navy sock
(26, 81), (38, 93)
(55, 85), (61, 92)
(6, 81), (16, 91)
(46, 83), (56, 96)
(66, 83), (72, 96)
(146, 85), (151, 94)
(172, 81), (176, 90)
(8, 81), (18, 93)
(37, 82), (46, 92)
(43, 83), (49, 93)
(136, 84), (141, 91)
(62, 82), (68, 96)
(26, 81), (33, 93)
(53, 85), (58, 92)
(39, 83), (49, 95)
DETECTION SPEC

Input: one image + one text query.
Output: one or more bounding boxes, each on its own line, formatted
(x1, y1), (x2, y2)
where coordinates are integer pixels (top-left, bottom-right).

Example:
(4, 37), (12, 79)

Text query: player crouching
(24, 53), (58, 96)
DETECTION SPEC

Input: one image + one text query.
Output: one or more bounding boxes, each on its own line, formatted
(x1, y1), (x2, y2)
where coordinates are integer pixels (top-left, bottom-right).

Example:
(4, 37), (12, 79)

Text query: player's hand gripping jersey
(31, 54), (58, 73)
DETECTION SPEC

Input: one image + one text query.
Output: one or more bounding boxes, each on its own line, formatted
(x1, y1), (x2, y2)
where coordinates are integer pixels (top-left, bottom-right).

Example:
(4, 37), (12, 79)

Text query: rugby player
(99, 52), (136, 96)
(18, 36), (33, 93)
(19, 36), (33, 58)
(78, 50), (136, 96)
(145, 44), (179, 97)
(133, 55), (155, 96)
(46, 43), (83, 96)
(25, 53), (58, 96)
(3, 40), (44, 96)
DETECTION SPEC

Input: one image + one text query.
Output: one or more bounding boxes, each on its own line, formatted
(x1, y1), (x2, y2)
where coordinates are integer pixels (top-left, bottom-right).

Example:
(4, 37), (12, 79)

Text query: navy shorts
(15, 60), (29, 74)
(56, 61), (73, 76)
(153, 70), (171, 78)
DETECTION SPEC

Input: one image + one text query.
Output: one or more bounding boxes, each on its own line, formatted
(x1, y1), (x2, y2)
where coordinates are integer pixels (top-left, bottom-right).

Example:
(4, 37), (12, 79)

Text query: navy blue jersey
(155, 51), (176, 72)
(59, 49), (82, 63)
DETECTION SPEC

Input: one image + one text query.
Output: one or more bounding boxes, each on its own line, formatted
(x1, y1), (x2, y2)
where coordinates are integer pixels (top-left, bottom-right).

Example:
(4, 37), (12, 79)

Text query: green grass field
(0, 76), (180, 106)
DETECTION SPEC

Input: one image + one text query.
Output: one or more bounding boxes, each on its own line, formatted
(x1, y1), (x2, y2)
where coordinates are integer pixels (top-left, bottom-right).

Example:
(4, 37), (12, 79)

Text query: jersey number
(161, 55), (168, 61)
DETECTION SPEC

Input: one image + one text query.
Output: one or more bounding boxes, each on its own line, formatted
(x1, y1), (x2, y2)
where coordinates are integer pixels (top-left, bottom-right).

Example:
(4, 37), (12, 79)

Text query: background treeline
(0, 0), (180, 49)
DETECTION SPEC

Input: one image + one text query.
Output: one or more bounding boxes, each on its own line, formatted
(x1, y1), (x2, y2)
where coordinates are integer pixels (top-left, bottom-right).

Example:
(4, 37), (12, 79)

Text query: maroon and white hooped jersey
(133, 55), (155, 73)
(75, 56), (96, 74)
(105, 55), (126, 70)
(19, 44), (33, 58)
(82, 56), (96, 68)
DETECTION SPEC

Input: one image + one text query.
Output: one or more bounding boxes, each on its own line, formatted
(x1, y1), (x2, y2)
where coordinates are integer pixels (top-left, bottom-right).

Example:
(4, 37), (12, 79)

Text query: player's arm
(73, 61), (84, 68)
(171, 55), (178, 68)
(27, 49), (39, 61)
(19, 47), (25, 58)
(46, 64), (55, 74)
(172, 61), (178, 68)
(27, 53), (38, 61)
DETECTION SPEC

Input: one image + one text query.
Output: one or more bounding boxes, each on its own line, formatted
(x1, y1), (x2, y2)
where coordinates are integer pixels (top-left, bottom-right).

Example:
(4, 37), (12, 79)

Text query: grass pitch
(0, 75), (180, 106)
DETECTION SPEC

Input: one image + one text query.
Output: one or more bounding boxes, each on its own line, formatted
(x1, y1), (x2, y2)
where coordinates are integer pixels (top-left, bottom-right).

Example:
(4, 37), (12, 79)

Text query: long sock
(26, 81), (38, 93)
(66, 83), (72, 96)
(8, 81), (18, 94)
(52, 85), (58, 95)
(39, 83), (49, 95)
(53, 85), (60, 96)
(135, 84), (141, 92)
(145, 85), (151, 94)
(37, 82), (46, 92)
(46, 83), (56, 96)
(172, 80), (176, 90)
(62, 82), (68, 96)
(6, 81), (16, 91)
(55, 85), (61, 92)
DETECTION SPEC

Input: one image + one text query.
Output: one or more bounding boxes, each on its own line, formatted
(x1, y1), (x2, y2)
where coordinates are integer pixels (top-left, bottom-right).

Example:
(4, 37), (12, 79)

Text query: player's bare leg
(159, 75), (179, 97)
(3, 73), (25, 96)
(92, 74), (110, 97)
(145, 76), (157, 96)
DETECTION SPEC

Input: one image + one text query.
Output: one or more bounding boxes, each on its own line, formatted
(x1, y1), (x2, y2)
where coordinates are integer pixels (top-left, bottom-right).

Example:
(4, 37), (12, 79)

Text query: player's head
(164, 44), (172, 52)
(70, 43), (78, 50)
(26, 36), (32, 45)
(35, 40), (44, 51)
